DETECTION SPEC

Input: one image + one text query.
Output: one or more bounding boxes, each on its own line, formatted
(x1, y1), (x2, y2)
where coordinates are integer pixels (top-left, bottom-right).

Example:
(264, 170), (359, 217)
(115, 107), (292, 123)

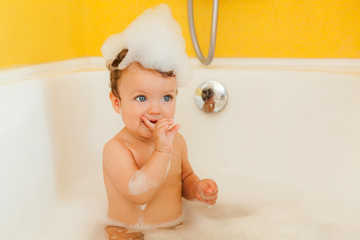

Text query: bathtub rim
(1, 57), (360, 84)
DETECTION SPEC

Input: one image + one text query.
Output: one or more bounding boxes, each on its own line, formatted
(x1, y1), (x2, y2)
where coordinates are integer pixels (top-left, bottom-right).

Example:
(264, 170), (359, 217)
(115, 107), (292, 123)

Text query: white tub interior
(1, 58), (360, 239)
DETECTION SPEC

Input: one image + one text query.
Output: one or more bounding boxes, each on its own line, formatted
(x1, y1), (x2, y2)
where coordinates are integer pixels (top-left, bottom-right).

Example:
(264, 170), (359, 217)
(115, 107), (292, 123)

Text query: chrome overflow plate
(195, 80), (228, 113)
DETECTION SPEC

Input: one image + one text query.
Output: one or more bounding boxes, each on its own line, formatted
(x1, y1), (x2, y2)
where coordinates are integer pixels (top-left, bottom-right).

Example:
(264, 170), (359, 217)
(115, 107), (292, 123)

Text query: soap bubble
(101, 4), (193, 87)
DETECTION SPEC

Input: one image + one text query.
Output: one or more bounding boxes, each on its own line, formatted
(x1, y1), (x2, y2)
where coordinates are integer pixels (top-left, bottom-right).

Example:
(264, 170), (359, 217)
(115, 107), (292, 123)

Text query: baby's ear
(109, 92), (121, 114)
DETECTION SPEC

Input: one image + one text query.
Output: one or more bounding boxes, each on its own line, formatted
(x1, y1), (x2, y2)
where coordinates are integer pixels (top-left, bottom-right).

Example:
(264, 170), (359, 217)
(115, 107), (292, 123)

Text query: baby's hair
(107, 49), (176, 99)
(201, 87), (214, 101)
(106, 49), (128, 98)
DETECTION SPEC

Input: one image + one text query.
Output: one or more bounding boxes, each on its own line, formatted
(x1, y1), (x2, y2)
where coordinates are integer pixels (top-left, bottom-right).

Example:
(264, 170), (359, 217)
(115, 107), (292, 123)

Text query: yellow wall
(0, 0), (85, 68)
(1, 0), (360, 68)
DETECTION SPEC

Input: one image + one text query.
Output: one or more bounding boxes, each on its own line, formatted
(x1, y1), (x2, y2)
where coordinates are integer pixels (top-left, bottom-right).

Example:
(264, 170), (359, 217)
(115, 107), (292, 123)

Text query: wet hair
(201, 87), (214, 101)
(107, 49), (175, 99)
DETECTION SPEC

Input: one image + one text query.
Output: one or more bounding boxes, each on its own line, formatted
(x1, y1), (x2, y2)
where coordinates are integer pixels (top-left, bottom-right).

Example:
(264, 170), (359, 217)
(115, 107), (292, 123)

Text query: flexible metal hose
(187, 0), (219, 65)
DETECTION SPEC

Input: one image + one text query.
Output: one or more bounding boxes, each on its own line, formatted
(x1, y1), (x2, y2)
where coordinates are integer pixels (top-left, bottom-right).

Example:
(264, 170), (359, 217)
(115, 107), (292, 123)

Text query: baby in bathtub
(101, 4), (218, 237)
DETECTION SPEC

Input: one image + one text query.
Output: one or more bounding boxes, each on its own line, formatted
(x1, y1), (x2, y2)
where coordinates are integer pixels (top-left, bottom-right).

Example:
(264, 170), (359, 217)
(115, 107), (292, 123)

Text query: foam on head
(101, 4), (193, 87)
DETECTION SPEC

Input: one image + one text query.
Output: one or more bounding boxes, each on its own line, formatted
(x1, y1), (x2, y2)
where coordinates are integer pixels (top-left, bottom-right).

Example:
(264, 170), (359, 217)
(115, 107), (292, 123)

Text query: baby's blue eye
(162, 95), (172, 102)
(135, 95), (147, 102)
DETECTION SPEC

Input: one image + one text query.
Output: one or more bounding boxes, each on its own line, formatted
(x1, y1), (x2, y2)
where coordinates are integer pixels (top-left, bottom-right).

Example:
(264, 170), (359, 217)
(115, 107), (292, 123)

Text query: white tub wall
(43, 71), (118, 192)
(176, 64), (360, 198)
(0, 78), (56, 237)
(177, 67), (360, 234)
(0, 60), (104, 237)
(1, 58), (360, 238)
(0, 65), (119, 238)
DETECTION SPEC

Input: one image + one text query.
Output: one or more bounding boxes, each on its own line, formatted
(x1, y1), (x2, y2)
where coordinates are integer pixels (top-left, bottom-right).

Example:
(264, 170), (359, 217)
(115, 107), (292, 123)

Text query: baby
(101, 4), (218, 231)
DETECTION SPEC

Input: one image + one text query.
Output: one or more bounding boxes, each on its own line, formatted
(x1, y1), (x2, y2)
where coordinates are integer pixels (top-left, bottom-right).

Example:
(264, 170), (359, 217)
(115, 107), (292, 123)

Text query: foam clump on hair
(101, 4), (193, 87)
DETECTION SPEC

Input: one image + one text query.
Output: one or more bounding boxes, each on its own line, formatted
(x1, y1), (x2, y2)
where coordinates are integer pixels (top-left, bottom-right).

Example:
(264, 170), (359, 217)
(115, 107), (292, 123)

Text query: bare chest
(128, 142), (182, 172)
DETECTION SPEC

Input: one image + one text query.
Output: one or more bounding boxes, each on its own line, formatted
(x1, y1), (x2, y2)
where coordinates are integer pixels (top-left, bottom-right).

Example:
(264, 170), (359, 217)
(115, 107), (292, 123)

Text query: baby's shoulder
(174, 132), (187, 149)
(103, 135), (132, 162)
(104, 137), (122, 150)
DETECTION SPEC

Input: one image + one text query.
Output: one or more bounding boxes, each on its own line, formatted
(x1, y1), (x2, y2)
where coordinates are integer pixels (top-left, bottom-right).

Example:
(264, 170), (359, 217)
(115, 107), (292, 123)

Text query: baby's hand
(195, 179), (218, 205)
(142, 117), (180, 153)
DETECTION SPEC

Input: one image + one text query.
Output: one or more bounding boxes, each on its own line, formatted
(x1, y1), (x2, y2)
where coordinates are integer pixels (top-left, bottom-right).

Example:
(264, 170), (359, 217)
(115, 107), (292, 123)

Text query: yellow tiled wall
(1, 0), (360, 68)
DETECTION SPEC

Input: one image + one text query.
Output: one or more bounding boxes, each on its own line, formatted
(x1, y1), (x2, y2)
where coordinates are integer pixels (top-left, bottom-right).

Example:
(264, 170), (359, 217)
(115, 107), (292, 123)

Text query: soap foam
(107, 215), (185, 232)
(30, 174), (360, 240)
(101, 4), (193, 87)
(128, 169), (158, 195)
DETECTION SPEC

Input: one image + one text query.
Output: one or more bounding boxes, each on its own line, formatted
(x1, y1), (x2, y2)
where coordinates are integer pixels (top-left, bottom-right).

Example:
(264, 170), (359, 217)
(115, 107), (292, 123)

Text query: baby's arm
(180, 136), (218, 205)
(103, 118), (180, 205)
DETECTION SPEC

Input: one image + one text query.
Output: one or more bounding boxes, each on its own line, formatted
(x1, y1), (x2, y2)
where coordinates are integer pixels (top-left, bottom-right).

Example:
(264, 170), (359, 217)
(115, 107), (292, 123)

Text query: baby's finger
(204, 188), (218, 196)
(200, 192), (217, 204)
(201, 190), (217, 204)
(156, 118), (174, 131)
(142, 116), (155, 130)
(205, 196), (217, 205)
(203, 189), (217, 197)
(205, 179), (218, 193)
(168, 123), (180, 135)
(203, 179), (218, 194)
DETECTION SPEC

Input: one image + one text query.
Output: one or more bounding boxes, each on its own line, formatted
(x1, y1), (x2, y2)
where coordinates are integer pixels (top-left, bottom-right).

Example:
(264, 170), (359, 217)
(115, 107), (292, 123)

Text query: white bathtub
(1, 58), (360, 240)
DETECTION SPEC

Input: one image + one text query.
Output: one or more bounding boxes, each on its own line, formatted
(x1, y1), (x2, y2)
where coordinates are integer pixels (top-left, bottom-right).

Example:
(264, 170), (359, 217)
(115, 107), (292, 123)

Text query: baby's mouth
(141, 116), (159, 127)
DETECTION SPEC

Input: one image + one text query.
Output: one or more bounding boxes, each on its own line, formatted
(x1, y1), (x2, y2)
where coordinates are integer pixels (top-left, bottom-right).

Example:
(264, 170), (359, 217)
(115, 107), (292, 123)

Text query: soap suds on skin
(128, 169), (158, 195)
(128, 160), (171, 197)
(163, 159), (171, 183)
(139, 204), (148, 211)
(101, 4), (193, 88)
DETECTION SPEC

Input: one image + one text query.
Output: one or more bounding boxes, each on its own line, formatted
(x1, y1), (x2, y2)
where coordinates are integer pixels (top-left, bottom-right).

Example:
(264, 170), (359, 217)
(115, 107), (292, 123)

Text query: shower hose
(187, 0), (219, 65)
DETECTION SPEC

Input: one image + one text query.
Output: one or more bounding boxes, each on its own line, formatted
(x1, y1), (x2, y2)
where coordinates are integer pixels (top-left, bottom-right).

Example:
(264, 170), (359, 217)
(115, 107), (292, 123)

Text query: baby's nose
(148, 101), (161, 115)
